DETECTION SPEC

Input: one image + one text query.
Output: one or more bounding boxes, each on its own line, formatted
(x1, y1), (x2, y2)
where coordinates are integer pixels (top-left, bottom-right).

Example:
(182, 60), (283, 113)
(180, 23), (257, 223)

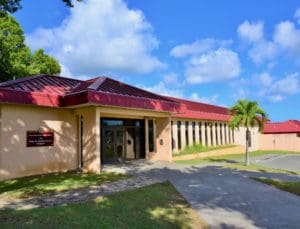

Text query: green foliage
(0, 14), (61, 82)
(228, 99), (268, 131)
(0, 0), (21, 15)
(0, 0), (81, 15)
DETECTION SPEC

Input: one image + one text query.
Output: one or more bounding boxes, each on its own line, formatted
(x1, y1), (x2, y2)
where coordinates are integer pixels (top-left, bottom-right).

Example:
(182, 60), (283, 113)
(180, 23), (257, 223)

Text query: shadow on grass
(0, 170), (129, 198)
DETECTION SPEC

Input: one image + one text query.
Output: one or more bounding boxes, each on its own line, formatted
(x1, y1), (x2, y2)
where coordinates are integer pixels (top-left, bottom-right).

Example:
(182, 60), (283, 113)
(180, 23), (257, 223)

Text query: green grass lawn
(175, 150), (300, 175)
(175, 150), (300, 165)
(223, 163), (300, 175)
(173, 144), (236, 156)
(0, 171), (130, 198)
(0, 182), (208, 229)
(252, 177), (300, 196)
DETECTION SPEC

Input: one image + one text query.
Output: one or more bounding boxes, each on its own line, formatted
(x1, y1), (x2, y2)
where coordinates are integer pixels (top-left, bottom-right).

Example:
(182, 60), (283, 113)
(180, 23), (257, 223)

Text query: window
(148, 120), (154, 152)
(177, 121), (181, 150)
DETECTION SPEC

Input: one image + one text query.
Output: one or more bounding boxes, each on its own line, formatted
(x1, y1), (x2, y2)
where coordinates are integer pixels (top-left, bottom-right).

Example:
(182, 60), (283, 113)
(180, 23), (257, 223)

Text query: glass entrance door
(102, 127), (125, 162)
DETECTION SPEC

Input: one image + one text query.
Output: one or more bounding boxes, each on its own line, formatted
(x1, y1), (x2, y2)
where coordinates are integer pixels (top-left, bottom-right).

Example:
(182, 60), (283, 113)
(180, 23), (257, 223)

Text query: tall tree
(0, 0), (81, 14)
(228, 100), (268, 166)
(0, 14), (61, 82)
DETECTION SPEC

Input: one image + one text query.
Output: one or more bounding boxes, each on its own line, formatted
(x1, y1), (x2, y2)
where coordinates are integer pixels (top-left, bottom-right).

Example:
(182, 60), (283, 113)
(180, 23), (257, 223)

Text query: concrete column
(77, 107), (101, 173)
(188, 121), (193, 146)
(223, 123), (227, 144)
(172, 121), (178, 153)
(207, 123), (212, 146)
(180, 121), (186, 150)
(195, 121), (200, 144)
(212, 122), (216, 146)
(201, 121), (206, 146)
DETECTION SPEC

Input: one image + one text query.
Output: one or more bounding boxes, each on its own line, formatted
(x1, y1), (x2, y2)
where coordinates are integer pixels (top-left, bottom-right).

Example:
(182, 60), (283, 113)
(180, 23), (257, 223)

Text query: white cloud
(26, 0), (165, 78)
(163, 73), (182, 87)
(185, 48), (240, 84)
(237, 21), (264, 43)
(190, 93), (219, 104)
(273, 21), (300, 56)
(257, 72), (300, 102)
(140, 81), (183, 98)
(248, 41), (278, 64)
(170, 38), (232, 57)
(253, 72), (273, 86)
(269, 73), (299, 95)
(294, 8), (300, 24)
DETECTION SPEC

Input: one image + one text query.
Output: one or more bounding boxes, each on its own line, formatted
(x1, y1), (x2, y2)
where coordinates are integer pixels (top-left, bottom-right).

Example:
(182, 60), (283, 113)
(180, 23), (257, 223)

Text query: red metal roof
(172, 110), (230, 121)
(263, 120), (300, 134)
(0, 75), (179, 112)
(0, 75), (81, 95)
(166, 96), (231, 121)
(167, 96), (228, 114)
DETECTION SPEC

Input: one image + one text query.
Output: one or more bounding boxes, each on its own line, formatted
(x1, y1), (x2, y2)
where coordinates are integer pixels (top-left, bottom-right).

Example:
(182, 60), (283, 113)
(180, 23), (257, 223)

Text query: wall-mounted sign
(27, 131), (54, 147)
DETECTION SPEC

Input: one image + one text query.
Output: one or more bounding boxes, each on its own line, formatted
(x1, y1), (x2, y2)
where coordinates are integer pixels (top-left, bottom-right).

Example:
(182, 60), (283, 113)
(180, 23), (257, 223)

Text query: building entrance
(101, 118), (145, 163)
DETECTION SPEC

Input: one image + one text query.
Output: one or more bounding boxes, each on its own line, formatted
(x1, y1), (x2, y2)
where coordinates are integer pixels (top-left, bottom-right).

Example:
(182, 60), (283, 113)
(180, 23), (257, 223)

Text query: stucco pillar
(216, 123), (220, 145)
(201, 121), (206, 146)
(211, 122), (216, 146)
(195, 121), (200, 144)
(207, 123), (212, 146)
(78, 107), (101, 173)
(172, 120), (178, 153)
(180, 121), (186, 150)
(188, 121), (193, 146)
(223, 123), (227, 144)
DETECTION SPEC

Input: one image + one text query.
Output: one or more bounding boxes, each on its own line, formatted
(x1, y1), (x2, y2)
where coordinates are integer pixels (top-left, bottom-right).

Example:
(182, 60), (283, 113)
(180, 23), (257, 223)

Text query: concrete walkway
(0, 176), (164, 210)
(104, 160), (300, 229)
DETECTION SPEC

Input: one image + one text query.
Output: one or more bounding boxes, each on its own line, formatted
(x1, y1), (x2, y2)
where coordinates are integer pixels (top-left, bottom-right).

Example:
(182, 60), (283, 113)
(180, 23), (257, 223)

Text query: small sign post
(26, 131), (54, 147)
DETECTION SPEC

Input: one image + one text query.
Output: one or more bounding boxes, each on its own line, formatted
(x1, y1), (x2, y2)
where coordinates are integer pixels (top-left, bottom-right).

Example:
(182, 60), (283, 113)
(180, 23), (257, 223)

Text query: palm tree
(229, 100), (268, 166)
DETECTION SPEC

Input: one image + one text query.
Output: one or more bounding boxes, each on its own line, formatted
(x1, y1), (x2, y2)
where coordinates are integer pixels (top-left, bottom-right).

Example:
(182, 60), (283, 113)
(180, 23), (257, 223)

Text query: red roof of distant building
(0, 75), (179, 112)
(263, 120), (300, 134)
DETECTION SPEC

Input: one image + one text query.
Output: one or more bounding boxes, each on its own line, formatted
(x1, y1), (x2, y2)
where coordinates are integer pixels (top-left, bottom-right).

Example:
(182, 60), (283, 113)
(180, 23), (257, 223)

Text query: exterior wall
(259, 133), (300, 152)
(147, 117), (172, 162)
(233, 126), (259, 151)
(0, 104), (78, 181)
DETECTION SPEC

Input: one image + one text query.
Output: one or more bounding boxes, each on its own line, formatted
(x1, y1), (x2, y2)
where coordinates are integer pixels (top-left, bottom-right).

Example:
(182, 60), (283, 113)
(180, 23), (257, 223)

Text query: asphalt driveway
(104, 160), (300, 229)
(253, 154), (300, 172)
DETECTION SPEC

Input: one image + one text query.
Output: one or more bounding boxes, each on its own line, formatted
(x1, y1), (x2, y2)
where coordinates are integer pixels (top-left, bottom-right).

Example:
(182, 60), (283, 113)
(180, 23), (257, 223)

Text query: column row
(172, 120), (235, 152)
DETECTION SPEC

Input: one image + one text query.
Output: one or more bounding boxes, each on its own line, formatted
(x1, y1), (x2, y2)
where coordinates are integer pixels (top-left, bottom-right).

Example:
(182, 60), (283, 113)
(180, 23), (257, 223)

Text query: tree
(228, 100), (268, 166)
(0, 0), (82, 14)
(0, 14), (61, 82)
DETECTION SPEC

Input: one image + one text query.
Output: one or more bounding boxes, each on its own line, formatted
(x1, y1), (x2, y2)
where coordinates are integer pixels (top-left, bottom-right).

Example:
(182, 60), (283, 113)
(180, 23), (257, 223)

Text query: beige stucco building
(0, 75), (296, 181)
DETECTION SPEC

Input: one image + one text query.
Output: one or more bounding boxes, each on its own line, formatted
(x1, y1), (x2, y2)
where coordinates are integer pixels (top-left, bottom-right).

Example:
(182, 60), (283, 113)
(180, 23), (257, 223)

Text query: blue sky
(15, 0), (300, 121)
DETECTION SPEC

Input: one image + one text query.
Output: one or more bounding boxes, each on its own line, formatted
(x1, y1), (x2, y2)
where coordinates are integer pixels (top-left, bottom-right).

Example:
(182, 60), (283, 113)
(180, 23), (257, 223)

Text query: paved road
(253, 154), (300, 172)
(104, 160), (300, 229)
